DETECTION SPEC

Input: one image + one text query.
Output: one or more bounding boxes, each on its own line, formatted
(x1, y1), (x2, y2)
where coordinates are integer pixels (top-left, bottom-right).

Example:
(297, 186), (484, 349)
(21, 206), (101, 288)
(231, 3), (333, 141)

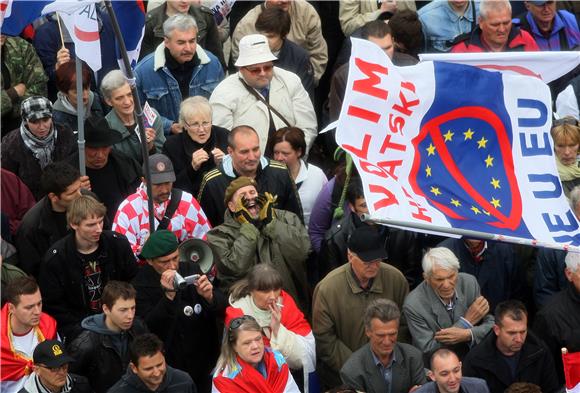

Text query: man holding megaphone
(132, 229), (227, 393)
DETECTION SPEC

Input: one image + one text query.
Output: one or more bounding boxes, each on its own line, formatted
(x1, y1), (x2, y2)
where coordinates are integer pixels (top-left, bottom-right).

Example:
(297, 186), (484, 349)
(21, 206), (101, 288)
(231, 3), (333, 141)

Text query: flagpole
(362, 214), (580, 253)
(103, 0), (155, 233)
(76, 56), (86, 177)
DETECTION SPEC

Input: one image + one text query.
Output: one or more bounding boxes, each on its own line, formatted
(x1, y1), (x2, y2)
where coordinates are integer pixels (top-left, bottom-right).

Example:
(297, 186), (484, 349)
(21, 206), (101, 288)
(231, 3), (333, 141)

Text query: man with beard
(207, 176), (310, 312)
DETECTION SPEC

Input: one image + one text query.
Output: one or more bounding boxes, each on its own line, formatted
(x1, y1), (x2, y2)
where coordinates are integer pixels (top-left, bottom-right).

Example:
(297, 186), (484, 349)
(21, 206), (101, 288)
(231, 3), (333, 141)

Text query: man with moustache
(39, 195), (137, 342)
(112, 153), (211, 258)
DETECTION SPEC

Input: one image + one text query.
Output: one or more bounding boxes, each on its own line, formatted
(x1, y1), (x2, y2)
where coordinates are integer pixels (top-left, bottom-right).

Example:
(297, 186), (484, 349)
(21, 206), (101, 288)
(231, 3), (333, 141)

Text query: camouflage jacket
(1, 36), (48, 118)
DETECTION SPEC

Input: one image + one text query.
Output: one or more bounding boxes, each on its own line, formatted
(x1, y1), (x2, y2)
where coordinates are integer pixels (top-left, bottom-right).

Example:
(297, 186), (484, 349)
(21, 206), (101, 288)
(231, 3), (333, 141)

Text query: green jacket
(207, 209), (310, 312)
(1, 36), (48, 118)
(105, 107), (165, 164)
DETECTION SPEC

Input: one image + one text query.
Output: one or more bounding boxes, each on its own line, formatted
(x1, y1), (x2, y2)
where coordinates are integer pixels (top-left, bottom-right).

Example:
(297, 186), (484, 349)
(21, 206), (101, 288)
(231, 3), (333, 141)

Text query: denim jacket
(135, 43), (224, 134)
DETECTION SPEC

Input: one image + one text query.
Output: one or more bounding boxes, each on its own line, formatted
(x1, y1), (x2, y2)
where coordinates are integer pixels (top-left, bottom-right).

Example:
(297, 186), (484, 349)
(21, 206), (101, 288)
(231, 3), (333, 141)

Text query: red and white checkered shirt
(112, 184), (211, 256)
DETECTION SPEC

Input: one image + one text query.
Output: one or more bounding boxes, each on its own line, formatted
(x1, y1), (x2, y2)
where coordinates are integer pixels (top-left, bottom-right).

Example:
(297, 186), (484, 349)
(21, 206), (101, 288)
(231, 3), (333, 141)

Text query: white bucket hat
(235, 34), (278, 67)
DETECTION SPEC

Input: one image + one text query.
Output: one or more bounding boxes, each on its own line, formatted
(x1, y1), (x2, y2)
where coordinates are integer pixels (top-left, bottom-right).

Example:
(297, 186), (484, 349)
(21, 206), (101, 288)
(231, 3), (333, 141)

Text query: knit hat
(224, 176), (258, 205)
(140, 230), (179, 259)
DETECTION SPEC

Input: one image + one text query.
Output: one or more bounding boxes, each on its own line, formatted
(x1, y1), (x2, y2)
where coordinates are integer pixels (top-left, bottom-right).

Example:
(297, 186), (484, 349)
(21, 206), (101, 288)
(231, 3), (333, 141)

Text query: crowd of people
(1, 0), (580, 392)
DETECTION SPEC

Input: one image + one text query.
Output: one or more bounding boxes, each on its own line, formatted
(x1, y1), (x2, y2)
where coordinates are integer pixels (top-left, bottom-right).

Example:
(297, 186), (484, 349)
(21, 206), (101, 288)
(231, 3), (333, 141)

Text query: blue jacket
(135, 44), (223, 134)
(519, 10), (580, 51)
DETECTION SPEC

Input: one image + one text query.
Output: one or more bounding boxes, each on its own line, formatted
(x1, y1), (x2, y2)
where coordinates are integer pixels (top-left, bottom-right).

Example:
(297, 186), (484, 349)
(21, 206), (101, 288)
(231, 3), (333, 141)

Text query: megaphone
(178, 238), (214, 276)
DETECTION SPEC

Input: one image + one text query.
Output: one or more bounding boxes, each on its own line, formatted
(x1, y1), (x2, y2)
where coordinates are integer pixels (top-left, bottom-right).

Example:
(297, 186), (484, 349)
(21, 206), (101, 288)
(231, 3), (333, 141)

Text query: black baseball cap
(347, 225), (388, 262)
(33, 340), (74, 368)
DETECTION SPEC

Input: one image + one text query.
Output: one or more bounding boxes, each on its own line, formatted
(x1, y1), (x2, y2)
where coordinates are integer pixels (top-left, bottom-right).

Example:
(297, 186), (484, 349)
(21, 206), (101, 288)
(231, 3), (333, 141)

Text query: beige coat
(209, 67), (318, 153)
(339, 0), (417, 36)
(231, 0), (328, 83)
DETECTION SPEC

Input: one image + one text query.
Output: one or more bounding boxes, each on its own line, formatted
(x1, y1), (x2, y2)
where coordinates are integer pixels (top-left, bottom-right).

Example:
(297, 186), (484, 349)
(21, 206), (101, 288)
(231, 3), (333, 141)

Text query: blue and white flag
(338, 38), (580, 248)
(111, 1), (145, 70)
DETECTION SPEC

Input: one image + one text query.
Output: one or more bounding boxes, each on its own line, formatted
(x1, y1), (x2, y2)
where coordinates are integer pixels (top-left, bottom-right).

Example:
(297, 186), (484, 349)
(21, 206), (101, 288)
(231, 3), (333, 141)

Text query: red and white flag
(563, 350), (580, 393)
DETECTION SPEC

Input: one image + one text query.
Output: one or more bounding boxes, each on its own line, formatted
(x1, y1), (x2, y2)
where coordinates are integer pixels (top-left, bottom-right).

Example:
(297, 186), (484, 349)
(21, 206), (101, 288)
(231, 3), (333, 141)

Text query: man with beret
(69, 115), (142, 225)
(206, 176), (310, 313)
(132, 229), (226, 393)
(19, 340), (91, 393)
(313, 225), (410, 389)
(113, 153), (211, 258)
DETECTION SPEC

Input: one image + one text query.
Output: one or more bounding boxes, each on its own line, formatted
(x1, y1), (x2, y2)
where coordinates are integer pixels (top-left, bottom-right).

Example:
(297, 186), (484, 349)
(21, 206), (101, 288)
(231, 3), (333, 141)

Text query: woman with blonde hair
(551, 117), (580, 197)
(212, 314), (300, 392)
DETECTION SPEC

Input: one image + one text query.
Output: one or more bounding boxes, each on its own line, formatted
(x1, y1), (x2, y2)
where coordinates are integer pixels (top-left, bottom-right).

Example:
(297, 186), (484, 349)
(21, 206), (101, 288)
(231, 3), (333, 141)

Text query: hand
(380, 0), (397, 13)
(211, 148), (225, 165)
(434, 327), (471, 344)
(191, 148), (210, 171)
(145, 127), (156, 151)
(160, 269), (177, 300)
(170, 123), (182, 134)
(79, 175), (91, 191)
(269, 300), (282, 338)
(55, 47), (70, 70)
(195, 275), (214, 303)
(463, 296), (490, 325)
(256, 192), (277, 225)
(13, 83), (26, 97)
(233, 196), (256, 226)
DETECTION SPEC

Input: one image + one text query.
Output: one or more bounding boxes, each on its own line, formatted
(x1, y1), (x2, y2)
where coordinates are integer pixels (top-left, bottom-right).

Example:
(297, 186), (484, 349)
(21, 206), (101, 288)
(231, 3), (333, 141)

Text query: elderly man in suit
(403, 247), (495, 362)
(340, 299), (426, 393)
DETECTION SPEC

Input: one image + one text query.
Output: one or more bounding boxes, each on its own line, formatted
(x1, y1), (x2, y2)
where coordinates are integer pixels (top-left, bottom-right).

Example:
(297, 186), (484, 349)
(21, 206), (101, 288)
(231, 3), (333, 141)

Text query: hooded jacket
(52, 91), (104, 132)
(108, 364), (196, 393)
(67, 314), (149, 393)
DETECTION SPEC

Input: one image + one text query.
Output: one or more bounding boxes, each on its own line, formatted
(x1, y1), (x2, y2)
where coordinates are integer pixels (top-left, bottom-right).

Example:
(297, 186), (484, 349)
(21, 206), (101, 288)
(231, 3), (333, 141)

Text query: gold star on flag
(477, 137), (488, 149)
(490, 177), (501, 189)
(430, 186), (442, 196)
(471, 206), (481, 215)
(425, 165), (432, 177)
(443, 130), (454, 142)
(490, 197), (501, 208)
(450, 199), (461, 207)
(463, 128), (474, 140)
(485, 155), (494, 167)
(427, 143), (436, 156)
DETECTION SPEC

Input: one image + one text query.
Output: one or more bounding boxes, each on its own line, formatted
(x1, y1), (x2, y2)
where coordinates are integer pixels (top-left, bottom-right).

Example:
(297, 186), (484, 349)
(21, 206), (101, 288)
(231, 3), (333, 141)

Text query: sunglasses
(553, 118), (580, 127)
(244, 64), (273, 75)
(229, 315), (256, 331)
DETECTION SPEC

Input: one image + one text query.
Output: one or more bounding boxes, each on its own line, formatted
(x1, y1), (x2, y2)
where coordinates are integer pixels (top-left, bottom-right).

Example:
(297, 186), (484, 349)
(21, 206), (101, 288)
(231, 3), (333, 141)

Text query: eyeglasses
(553, 118), (580, 127)
(229, 315), (256, 331)
(244, 64), (273, 75)
(39, 364), (68, 372)
(184, 120), (211, 130)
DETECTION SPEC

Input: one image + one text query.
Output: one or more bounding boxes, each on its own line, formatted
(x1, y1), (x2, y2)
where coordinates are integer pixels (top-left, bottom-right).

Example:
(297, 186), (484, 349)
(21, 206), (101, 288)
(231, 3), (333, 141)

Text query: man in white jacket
(209, 34), (317, 154)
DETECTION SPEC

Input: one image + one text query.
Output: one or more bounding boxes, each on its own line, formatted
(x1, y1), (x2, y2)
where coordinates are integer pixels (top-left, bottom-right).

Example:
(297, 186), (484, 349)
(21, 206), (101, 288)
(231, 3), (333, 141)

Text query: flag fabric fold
(111, 1), (145, 70)
(336, 38), (580, 248)
(563, 350), (580, 393)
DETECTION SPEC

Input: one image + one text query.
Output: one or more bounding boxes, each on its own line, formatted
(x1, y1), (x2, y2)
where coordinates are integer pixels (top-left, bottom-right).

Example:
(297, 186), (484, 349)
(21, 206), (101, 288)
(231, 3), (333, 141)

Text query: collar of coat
(153, 42), (211, 72)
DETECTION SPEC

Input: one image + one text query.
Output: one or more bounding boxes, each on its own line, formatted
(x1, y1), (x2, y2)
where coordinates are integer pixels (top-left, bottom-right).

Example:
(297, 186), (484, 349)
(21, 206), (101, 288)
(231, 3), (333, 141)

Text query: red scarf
(225, 290), (311, 347)
(0, 303), (57, 382)
(213, 348), (290, 393)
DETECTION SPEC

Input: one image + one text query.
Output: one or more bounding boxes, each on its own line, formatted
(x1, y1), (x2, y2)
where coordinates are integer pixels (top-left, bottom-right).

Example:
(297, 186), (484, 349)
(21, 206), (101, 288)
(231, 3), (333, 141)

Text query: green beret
(140, 230), (178, 259)
(224, 176), (258, 205)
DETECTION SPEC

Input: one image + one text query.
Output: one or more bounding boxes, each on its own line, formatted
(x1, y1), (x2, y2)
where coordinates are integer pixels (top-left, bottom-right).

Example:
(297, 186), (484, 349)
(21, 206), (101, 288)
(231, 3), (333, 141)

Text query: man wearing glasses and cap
(209, 34), (317, 154)
(312, 225), (410, 389)
(518, 1), (580, 51)
(19, 340), (90, 393)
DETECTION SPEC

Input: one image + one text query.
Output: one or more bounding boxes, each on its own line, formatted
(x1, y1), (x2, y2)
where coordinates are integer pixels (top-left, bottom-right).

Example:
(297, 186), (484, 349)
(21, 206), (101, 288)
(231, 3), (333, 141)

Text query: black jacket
(462, 330), (560, 393)
(320, 212), (422, 287)
(163, 125), (229, 197)
(39, 230), (138, 342)
(108, 365), (196, 393)
(18, 373), (91, 393)
(15, 196), (69, 277)
(197, 158), (303, 226)
(438, 238), (525, 311)
(533, 285), (580, 385)
(67, 314), (149, 393)
(132, 263), (226, 393)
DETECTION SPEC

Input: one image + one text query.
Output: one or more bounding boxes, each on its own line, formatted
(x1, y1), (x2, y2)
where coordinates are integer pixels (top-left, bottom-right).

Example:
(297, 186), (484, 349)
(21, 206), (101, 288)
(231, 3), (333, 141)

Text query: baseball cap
(146, 154), (176, 184)
(224, 176), (258, 205)
(347, 225), (388, 262)
(140, 229), (179, 259)
(529, 1), (550, 5)
(235, 34), (278, 67)
(21, 96), (53, 122)
(33, 340), (74, 368)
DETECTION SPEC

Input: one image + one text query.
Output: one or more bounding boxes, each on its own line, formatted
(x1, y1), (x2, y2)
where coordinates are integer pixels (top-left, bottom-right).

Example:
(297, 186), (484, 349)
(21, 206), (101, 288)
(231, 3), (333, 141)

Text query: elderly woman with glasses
(162, 95), (228, 196)
(212, 314), (301, 393)
(224, 264), (315, 392)
(551, 117), (580, 197)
